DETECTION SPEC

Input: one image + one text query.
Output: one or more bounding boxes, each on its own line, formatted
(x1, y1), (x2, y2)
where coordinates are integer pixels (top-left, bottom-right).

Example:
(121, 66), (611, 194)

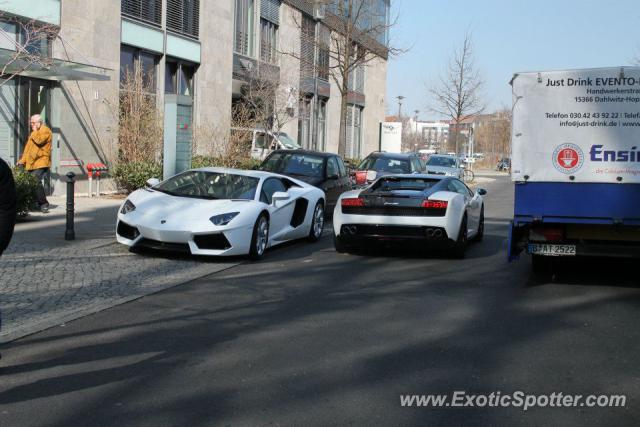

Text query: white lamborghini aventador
(116, 168), (326, 259)
(333, 174), (487, 258)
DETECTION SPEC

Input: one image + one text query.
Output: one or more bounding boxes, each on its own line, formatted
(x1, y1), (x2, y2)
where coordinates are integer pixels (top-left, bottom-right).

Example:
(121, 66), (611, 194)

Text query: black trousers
(29, 168), (50, 206)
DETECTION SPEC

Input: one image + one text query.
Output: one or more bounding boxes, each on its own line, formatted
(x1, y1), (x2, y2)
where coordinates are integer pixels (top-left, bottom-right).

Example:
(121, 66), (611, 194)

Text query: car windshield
(427, 156), (457, 168)
(261, 153), (325, 178)
(359, 157), (411, 174)
(155, 171), (259, 200)
(372, 177), (440, 192)
(274, 133), (301, 149)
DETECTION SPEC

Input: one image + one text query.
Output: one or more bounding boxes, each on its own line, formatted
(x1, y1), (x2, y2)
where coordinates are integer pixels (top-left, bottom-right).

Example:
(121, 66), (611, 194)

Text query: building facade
(0, 0), (389, 195)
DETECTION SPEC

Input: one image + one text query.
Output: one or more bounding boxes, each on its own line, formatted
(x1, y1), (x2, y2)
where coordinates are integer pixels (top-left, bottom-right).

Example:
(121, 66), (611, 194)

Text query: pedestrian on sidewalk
(0, 156), (16, 257)
(17, 114), (52, 213)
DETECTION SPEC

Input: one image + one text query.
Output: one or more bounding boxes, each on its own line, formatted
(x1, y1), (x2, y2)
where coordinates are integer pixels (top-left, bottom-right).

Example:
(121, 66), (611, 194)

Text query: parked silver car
(424, 155), (463, 179)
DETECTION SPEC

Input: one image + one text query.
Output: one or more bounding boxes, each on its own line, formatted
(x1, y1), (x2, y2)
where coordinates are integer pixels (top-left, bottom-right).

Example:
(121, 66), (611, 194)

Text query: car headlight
(445, 172), (457, 176)
(210, 212), (240, 226)
(120, 199), (136, 214)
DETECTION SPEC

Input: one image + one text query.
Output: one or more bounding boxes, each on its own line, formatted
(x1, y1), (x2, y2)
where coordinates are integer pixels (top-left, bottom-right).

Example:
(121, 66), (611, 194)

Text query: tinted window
(155, 171), (259, 200)
(358, 156), (411, 174)
(260, 178), (287, 204)
(327, 157), (339, 177)
(255, 133), (268, 149)
(451, 180), (472, 197)
(411, 157), (423, 172)
(179, 64), (195, 96)
(371, 177), (440, 191)
(427, 156), (457, 168)
(261, 153), (325, 178)
(165, 61), (178, 93)
(336, 157), (347, 177)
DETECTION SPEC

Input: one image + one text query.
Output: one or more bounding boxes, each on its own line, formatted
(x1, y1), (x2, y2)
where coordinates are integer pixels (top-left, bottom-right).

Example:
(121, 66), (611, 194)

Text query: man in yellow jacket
(17, 114), (52, 213)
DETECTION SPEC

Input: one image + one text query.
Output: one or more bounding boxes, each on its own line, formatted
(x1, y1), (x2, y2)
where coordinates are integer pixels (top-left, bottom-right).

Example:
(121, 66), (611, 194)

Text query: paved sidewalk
(0, 196), (241, 343)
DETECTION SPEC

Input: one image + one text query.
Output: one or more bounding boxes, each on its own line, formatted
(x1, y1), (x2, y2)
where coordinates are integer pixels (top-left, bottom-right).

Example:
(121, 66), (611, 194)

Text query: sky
(386, 0), (640, 120)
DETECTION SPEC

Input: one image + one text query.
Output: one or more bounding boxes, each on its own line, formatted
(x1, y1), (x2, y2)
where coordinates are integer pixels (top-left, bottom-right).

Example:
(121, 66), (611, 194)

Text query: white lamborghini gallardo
(333, 174), (487, 258)
(116, 168), (325, 260)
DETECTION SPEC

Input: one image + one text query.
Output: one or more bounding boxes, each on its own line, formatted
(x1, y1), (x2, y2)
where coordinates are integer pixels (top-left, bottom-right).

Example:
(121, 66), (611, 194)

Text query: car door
(336, 156), (351, 193)
(322, 156), (341, 210)
(451, 179), (481, 233)
(260, 178), (296, 242)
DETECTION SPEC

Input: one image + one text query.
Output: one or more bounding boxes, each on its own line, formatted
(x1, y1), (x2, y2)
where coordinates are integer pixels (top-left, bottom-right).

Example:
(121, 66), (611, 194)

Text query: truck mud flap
(508, 221), (526, 262)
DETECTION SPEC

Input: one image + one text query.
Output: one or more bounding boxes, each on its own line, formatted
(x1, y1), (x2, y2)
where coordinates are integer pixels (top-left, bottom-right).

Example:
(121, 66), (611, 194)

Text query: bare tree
(429, 32), (484, 155)
(284, 0), (402, 156)
(472, 108), (511, 166)
(0, 16), (59, 87)
(192, 67), (300, 165)
(109, 64), (163, 164)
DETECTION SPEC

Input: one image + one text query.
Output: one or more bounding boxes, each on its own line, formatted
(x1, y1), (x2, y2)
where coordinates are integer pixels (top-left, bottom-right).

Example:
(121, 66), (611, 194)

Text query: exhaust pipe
(342, 225), (358, 235)
(426, 228), (435, 238)
(434, 229), (443, 238)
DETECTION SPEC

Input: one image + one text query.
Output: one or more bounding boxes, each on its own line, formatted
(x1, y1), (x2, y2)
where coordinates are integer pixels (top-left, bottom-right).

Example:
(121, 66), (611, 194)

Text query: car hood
(126, 189), (255, 221)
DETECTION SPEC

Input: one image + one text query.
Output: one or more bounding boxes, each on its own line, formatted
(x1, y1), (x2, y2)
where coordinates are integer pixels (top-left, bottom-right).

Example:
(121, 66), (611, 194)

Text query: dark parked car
(353, 152), (424, 186)
(259, 149), (351, 213)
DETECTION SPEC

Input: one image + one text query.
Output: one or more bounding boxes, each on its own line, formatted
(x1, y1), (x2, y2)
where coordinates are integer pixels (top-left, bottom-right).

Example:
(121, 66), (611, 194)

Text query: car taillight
(341, 197), (365, 207)
(355, 171), (368, 185)
(422, 200), (448, 209)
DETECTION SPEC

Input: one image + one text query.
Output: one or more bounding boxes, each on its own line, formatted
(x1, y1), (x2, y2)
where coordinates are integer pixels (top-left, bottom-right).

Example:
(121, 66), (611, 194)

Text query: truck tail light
(530, 227), (565, 242)
(341, 197), (365, 207)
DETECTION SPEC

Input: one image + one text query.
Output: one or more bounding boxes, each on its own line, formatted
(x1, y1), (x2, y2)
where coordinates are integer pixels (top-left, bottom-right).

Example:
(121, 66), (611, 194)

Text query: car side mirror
(146, 178), (160, 188)
(476, 188), (487, 196)
(272, 191), (290, 204)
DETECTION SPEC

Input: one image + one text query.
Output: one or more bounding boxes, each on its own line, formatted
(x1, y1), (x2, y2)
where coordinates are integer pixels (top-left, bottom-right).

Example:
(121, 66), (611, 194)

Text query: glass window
(120, 45), (159, 93)
(411, 157), (423, 172)
(165, 62), (178, 93)
(261, 153), (325, 178)
(273, 132), (300, 149)
(260, 178), (286, 204)
(451, 180), (472, 197)
(0, 21), (17, 51)
(139, 52), (157, 90)
(255, 132), (267, 149)
(155, 171), (259, 200)
(119, 46), (136, 84)
(427, 156), (457, 168)
(327, 157), (339, 177)
(260, 18), (278, 63)
(234, 0), (254, 55)
(359, 156), (411, 174)
(337, 157), (347, 177)
(20, 26), (51, 57)
(179, 64), (195, 96)
(372, 177), (439, 192)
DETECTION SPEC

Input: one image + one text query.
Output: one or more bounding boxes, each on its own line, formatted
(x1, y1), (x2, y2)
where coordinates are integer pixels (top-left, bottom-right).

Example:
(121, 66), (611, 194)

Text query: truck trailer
(508, 67), (640, 276)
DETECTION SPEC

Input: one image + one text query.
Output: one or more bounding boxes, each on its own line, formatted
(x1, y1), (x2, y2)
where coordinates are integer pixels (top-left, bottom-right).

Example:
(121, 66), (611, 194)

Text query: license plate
(527, 244), (576, 256)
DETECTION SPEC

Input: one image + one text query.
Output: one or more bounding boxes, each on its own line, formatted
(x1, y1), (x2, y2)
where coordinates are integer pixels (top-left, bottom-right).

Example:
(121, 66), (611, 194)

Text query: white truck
(508, 67), (640, 276)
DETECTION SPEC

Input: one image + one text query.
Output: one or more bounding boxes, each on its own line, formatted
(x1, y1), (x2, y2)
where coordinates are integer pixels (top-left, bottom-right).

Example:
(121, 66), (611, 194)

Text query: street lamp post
(396, 95), (405, 118)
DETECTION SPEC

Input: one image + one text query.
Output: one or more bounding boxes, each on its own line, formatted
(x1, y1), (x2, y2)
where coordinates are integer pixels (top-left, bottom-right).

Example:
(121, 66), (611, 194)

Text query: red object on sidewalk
(86, 163), (108, 177)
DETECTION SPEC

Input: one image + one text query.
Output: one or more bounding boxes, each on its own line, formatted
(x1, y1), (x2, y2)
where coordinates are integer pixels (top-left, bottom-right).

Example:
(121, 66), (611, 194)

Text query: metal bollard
(65, 172), (76, 241)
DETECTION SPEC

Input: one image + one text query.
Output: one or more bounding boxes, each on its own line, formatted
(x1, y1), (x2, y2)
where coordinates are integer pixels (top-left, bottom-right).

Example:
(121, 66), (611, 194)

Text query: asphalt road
(1, 176), (639, 426)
